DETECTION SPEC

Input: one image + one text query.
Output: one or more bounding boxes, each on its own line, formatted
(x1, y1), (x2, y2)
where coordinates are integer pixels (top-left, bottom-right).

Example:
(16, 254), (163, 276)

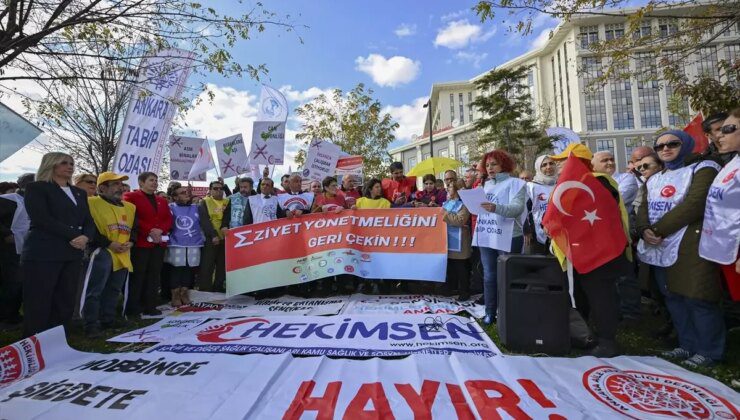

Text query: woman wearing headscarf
(699, 108), (740, 302)
(474, 149), (526, 325)
(636, 129), (723, 368)
(524, 155), (558, 255)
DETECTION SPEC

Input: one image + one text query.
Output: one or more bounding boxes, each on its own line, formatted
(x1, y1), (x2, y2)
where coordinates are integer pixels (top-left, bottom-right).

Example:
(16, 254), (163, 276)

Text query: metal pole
(428, 99), (434, 158)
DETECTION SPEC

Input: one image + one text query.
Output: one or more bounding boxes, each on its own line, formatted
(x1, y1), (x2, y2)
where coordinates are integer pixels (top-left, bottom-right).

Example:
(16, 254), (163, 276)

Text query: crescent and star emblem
(551, 180), (602, 226)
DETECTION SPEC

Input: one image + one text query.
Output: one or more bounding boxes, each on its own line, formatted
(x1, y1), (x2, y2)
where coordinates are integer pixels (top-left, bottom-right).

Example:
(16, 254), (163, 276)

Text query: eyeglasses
(720, 124), (737, 134)
(637, 163), (657, 171)
(654, 141), (682, 152)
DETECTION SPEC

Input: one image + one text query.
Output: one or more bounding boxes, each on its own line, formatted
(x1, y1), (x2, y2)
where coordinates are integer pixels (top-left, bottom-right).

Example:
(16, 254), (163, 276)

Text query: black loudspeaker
(497, 254), (570, 355)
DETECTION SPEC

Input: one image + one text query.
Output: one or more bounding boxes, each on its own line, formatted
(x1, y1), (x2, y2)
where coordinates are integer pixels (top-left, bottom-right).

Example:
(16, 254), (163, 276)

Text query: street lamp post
(423, 99), (433, 158)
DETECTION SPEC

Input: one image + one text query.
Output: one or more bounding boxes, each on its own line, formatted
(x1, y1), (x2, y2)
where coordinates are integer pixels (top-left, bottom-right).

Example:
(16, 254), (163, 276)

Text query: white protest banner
(107, 317), (210, 343)
(148, 314), (499, 358)
(238, 296), (347, 316)
(113, 49), (194, 178)
(188, 138), (215, 180)
(257, 85), (288, 122)
(0, 101), (42, 163)
(214, 134), (248, 178)
(342, 294), (485, 318)
(170, 301), (255, 319)
(2, 328), (739, 419)
(302, 139), (341, 182)
(335, 155), (364, 177)
(0, 327), (78, 389)
(249, 121), (286, 165)
(168, 135), (205, 181)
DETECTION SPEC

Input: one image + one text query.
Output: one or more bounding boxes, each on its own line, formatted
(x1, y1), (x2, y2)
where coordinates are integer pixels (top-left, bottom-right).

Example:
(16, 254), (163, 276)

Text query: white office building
(390, 5), (740, 172)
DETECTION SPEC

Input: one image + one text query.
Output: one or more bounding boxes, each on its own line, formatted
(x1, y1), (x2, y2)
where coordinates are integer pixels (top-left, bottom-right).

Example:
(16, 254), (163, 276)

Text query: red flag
(684, 112), (707, 153)
(542, 155), (627, 273)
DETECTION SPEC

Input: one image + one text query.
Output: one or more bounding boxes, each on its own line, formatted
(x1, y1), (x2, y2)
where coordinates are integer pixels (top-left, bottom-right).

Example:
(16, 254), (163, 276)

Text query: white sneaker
(682, 354), (715, 369)
(661, 347), (691, 360)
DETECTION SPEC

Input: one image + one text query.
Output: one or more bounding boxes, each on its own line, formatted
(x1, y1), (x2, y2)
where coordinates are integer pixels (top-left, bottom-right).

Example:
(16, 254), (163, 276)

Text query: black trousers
(198, 241), (225, 292)
(22, 259), (81, 337)
(127, 247), (165, 315)
(446, 258), (470, 295)
(0, 249), (22, 322)
(169, 265), (194, 289)
(573, 255), (628, 341)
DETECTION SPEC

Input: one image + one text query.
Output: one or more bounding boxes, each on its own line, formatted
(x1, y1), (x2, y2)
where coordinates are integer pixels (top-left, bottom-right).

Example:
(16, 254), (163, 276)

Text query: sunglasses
(637, 162), (657, 171)
(654, 140), (682, 152)
(720, 124), (737, 134)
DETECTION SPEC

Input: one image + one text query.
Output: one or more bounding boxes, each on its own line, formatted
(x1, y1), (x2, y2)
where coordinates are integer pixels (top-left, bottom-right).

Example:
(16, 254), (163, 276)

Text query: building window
(605, 23), (624, 40)
(458, 144), (469, 164)
(449, 93), (455, 125)
(439, 148), (449, 158)
(633, 20), (652, 40)
(579, 25), (599, 49)
(581, 57), (608, 131)
(422, 153), (431, 161)
(596, 139), (615, 155)
(557, 50), (566, 128)
(624, 137), (643, 160)
(610, 78), (634, 129)
(664, 50), (690, 127)
(658, 18), (678, 38)
(696, 46), (719, 79)
(551, 57), (560, 125)
(468, 92), (474, 122)
(408, 156), (417, 169)
(459, 93), (465, 125)
(563, 47), (573, 128)
(636, 53), (662, 128)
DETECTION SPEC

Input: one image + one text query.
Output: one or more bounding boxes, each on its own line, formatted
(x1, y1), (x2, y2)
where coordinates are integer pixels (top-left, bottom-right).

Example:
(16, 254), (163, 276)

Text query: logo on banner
(660, 185), (676, 198)
(261, 97), (283, 119)
(723, 169), (737, 184)
(196, 318), (268, 343)
(0, 336), (45, 388)
(583, 366), (740, 418)
(145, 63), (180, 91)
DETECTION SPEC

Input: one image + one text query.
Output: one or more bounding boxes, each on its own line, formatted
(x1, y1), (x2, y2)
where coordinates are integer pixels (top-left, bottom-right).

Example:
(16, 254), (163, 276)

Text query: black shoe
(142, 308), (162, 316)
(84, 325), (103, 339)
(589, 339), (619, 358)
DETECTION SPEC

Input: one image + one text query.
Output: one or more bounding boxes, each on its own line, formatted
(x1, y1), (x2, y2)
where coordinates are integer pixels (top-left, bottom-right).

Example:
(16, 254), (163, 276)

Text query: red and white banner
(224, 208), (447, 295)
(147, 314), (498, 358)
(2, 327), (738, 419)
(342, 294), (485, 318)
(336, 155), (363, 177)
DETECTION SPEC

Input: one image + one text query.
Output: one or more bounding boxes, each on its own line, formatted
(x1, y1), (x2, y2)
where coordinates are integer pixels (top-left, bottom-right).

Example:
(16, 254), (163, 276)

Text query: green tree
(294, 84), (399, 179)
(471, 65), (551, 168)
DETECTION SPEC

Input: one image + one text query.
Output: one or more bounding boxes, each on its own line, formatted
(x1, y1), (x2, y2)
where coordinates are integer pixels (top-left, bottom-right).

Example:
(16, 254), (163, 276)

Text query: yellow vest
(88, 196), (136, 272)
(204, 196), (229, 238)
(551, 173), (633, 270)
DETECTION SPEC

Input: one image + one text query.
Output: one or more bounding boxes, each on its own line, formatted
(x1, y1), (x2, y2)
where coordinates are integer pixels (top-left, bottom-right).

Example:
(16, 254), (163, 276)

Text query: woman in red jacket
(123, 171), (173, 317)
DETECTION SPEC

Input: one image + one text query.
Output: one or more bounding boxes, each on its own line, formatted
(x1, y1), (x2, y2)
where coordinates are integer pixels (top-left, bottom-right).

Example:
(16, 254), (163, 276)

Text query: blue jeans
(654, 267), (725, 360)
(82, 248), (128, 328)
(480, 236), (524, 316)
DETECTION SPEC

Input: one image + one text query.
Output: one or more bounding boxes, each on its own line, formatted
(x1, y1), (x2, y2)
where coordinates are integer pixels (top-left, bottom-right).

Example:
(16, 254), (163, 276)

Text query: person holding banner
(21, 152), (96, 337)
(312, 177), (347, 214)
(221, 177), (256, 231)
(355, 179), (391, 210)
(636, 130), (723, 368)
(277, 174), (314, 219)
(699, 109), (740, 301)
(244, 178), (279, 224)
(309, 180), (322, 195)
(340, 175), (361, 208)
(123, 172), (173, 317)
(165, 184), (205, 306)
(413, 174), (447, 207)
(442, 179), (472, 300)
(382, 162), (416, 207)
(524, 155), (557, 255)
(197, 181), (229, 292)
(473, 149), (526, 325)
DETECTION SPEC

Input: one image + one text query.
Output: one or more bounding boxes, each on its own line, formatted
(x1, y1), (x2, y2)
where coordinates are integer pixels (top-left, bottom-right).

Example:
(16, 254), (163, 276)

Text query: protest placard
(249, 121), (285, 165)
(215, 134), (248, 178)
(303, 139), (341, 182)
(341, 294), (485, 318)
(148, 314), (499, 358)
(168, 135), (205, 181)
(336, 155), (363, 177)
(107, 317), (210, 343)
(224, 208), (447, 295)
(113, 49), (194, 177)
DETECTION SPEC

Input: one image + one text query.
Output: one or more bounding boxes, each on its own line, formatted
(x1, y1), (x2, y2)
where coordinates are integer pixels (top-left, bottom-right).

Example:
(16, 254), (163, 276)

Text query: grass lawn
(1, 299), (738, 390)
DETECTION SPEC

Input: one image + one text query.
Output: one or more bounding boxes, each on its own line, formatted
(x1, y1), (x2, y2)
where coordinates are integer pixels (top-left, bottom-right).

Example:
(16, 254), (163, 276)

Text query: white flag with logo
(257, 85), (288, 122)
(215, 134), (248, 178)
(188, 139), (216, 180)
(113, 48), (194, 178)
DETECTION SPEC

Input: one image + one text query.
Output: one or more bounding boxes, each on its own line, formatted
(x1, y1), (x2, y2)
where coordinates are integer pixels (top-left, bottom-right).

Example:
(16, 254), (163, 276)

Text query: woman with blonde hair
(22, 152), (95, 337)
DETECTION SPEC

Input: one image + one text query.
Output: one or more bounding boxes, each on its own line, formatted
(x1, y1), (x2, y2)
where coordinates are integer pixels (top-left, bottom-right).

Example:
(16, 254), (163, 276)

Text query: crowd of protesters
(0, 109), (738, 368)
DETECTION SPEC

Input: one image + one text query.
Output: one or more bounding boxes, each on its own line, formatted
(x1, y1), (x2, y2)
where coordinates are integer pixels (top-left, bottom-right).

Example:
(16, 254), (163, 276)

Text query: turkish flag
(684, 112), (707, 153)
(542, 155), (627, 273)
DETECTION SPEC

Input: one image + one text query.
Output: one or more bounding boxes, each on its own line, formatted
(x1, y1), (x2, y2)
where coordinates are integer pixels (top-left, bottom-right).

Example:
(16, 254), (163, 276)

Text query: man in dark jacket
(703, 112), (736, 166)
